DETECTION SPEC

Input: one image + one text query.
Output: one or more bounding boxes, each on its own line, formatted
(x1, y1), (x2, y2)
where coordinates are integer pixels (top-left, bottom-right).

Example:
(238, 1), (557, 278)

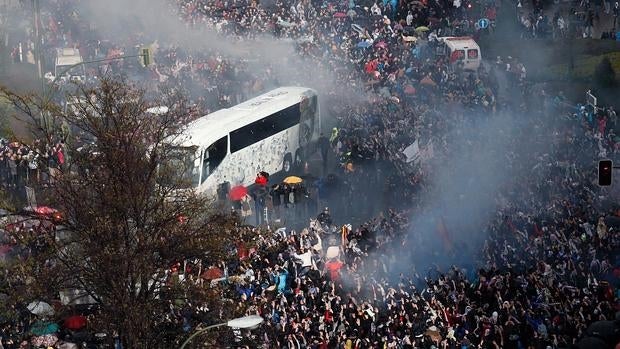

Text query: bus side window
(201, 136), (228, 183)
(230, 104), (300, 153)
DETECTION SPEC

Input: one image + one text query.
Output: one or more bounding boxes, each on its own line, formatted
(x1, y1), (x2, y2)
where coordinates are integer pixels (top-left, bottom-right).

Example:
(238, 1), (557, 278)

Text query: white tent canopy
(27, 301), (54, 316)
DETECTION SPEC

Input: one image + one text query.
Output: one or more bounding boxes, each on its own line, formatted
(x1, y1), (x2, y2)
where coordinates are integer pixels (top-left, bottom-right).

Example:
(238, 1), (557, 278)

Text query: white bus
(55, 48), (86, 82)
(168, 87), (319, 196)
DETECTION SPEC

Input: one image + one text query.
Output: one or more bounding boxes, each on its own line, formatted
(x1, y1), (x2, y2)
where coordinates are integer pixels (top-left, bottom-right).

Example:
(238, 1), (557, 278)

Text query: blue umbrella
(356, 41), (371, 49)
(30, 321), (59, 336)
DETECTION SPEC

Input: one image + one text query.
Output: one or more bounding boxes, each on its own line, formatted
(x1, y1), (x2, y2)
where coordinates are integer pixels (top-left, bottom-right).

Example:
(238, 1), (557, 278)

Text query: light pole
(32, 0), (42, 81)
(179, 315), (264, 349)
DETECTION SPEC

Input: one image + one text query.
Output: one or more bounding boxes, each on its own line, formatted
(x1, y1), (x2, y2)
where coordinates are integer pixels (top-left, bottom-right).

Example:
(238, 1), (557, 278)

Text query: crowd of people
(203, 85), (620, 349)
(1, 0), (620, 347)
(516, 0), (620, 39)
(202, 93), (620, 349)
(0, 139), (65, 190)
(26, 0), (505, 113)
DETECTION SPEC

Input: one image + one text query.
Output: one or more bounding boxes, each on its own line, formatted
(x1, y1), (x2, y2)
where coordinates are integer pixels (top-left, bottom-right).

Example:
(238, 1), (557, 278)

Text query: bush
(594, 57), (617, 87)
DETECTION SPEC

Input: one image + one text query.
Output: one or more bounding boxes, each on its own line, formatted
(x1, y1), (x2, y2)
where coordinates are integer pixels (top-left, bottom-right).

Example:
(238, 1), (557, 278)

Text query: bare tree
(0, 76), (244, 348)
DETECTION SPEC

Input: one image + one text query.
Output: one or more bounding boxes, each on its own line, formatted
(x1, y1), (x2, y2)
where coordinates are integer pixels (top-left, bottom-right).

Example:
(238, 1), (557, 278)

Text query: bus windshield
(201, 136), (228, 183)
(55, 64), (86, 78)
(162, 146), (200, 189)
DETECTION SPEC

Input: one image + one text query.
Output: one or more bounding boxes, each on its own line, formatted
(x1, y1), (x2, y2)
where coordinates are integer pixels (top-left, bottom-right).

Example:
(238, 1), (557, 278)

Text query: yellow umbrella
(415, 26), (430, 32)
(283, 176), (303, 184)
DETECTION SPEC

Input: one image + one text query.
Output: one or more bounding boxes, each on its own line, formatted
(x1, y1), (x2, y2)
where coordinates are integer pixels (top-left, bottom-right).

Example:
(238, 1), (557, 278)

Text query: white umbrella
(226, 315), (264, 329)
(146, 106), (169, 115)
(326, 246), (340, 259)
(27, 301), (55, 316)
(58, 342), (79, 349)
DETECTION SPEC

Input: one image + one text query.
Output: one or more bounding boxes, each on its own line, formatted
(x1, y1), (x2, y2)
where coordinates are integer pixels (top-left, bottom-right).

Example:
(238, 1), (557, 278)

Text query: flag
(341, 225), (349, 248)
(437, 216), (453, 251)
(57, 149), (65, 165)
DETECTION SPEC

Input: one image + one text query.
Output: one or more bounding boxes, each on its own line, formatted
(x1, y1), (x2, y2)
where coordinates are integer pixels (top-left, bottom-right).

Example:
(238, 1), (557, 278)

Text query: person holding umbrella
(270, 184), (283, 221)
(229, 185), (248, 216)
(255, 171), (269, 187)
(293, 184), (309, 220)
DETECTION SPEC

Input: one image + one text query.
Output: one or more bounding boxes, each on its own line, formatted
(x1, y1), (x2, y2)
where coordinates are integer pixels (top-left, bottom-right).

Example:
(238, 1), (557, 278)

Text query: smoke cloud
(75, 0), (366, 109)
(71, 0), (581, 279)
(385, 107), (563, 279)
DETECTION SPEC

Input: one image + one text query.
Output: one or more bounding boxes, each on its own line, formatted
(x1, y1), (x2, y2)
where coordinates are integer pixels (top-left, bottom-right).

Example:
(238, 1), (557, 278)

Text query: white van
(438, 37), (481, 71)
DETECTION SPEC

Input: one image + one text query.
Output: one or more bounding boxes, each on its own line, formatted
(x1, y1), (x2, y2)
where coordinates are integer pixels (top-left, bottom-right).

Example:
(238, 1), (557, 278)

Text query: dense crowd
(208, 97), (620, 348)
(1, 0), (620, 347)
(35, 0), (502, 111)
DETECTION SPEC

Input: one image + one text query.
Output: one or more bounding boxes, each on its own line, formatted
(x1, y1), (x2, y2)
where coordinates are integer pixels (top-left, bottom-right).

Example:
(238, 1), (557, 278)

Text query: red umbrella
(33, 206), (57, 215)
(229, 185), (248, 201)
(64, 315), (87, 330)
(333, 12), (347, 18)
(420, 76), (437, 87)
(404, 85), (416, 94)
(202, 267), (223, 280)
(375, 41), (388, 49)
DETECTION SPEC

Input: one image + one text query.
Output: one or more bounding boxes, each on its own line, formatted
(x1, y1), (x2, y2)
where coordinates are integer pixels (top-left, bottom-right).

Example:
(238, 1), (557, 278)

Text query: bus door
(299, 94), (317, 148)
(200, 135), (228, 184)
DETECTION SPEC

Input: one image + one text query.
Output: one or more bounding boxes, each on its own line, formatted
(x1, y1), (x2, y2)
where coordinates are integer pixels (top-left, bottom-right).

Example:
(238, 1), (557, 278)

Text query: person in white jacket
(406, 11), (414, 26)
(293, 247), (316, 277)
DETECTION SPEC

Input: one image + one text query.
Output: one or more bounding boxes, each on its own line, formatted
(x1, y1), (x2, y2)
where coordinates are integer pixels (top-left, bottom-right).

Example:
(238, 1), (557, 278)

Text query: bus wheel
(294, 149), (303, 170)
(282, 153), (293, 174)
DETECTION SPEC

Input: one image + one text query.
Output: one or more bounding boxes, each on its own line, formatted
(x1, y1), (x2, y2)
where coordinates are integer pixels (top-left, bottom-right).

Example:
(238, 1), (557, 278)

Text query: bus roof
(178, 86), (315, 147)
(56, 48), (83, 66)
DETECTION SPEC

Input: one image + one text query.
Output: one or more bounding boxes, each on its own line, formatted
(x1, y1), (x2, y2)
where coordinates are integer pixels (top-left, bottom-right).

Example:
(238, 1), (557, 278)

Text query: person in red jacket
(325, 258), (344, 282)
(255, 172), (268, 186)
